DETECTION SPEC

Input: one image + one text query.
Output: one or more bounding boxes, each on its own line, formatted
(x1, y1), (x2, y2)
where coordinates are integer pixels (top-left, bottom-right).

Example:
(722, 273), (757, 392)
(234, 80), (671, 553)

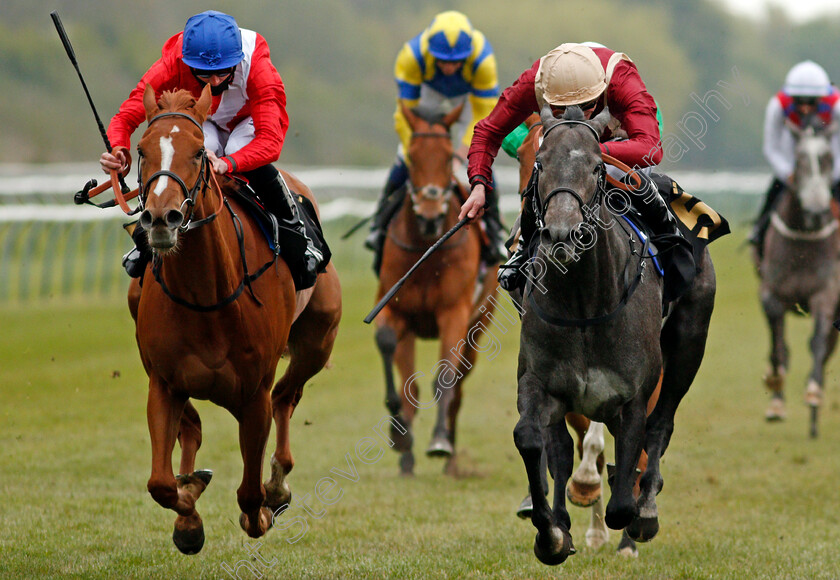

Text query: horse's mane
(562, 105), (585, 121)
(156, 90), (197, 113)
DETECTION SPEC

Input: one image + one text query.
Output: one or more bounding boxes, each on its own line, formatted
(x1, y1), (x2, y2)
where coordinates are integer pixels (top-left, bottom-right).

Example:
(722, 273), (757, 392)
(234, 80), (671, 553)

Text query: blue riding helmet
(181, 11), (244, 70)
(426, 11), (473, 62)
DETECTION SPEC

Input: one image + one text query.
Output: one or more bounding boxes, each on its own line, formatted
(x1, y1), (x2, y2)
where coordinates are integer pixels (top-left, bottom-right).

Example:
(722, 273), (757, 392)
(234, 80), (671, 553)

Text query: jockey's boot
(122, 222), (151, 278)
(365, 158), (408, 253)
(480, 187), (508, 265)
(636, 176), (695, 302)
(748, 178), (786, 256)
(497, 235), (528, 292)
(256, 167), (322, 289)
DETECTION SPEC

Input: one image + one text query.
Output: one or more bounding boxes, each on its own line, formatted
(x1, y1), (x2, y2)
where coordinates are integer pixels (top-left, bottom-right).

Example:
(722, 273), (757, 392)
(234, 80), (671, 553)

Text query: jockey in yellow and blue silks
(365, 11), (506, 268)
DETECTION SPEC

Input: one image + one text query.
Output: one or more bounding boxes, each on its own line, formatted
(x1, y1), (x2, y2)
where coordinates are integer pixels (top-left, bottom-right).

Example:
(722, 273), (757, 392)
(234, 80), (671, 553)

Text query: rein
(769, 211), (839, 241)
(144, 110), (277, 312)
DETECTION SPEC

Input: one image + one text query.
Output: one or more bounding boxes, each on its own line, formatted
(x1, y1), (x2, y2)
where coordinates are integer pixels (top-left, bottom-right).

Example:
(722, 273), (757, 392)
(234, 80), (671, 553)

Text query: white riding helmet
(535, 43), (606, 107)
(783, 61), (831, 98)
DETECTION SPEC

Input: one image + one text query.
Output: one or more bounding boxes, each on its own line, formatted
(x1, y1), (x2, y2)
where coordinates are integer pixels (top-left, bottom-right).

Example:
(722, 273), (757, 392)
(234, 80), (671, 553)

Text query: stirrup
(497, 250), (527, 292)
(122, 247), (149, 278)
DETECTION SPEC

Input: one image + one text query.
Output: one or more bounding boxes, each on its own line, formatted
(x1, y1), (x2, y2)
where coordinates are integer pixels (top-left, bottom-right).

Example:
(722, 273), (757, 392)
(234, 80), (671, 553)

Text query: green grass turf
(2, 222), (840, 579)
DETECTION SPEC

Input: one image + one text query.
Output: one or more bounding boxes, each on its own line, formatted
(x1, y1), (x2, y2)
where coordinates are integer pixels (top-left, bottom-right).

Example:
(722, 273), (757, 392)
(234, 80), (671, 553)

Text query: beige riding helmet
(535, 43), (607, 107)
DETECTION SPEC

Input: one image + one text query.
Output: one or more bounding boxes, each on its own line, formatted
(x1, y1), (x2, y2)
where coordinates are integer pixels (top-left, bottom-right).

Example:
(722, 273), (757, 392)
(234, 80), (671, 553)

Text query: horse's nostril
(165, 210), (185, 229)
(139, 210), (154, 230)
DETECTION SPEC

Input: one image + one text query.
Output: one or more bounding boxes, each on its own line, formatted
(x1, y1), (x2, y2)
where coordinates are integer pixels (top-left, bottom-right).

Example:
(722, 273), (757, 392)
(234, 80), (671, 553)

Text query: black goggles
(191, 67), (235, 79)
(793, 97), (819, 107)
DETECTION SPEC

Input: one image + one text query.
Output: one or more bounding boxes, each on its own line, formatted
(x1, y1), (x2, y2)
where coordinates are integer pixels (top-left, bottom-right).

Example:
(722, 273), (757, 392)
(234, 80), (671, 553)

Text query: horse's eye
(195, 148), (205, 160)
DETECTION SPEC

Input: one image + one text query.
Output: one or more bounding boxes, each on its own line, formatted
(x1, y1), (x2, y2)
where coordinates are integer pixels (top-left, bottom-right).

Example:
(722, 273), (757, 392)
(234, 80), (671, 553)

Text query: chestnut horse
(127, 85), (341, 553)
(756, 121), (840, 437)
(373, 104), (499, 475)
(512, 114), (659, 557)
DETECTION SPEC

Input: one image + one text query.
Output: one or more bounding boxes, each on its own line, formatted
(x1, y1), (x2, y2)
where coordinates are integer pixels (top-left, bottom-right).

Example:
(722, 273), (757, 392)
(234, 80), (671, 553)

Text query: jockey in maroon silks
(750, 60), (840, 252)
(101, 10), (321, 284)
(461, 43), (691, 296)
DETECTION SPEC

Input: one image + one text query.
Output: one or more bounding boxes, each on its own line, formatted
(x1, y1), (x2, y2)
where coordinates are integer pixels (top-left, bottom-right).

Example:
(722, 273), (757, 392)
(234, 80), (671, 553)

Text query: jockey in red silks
(750, 60), (840, 251)
(462, 43), (693, 299)
(101, 10), (321, 285)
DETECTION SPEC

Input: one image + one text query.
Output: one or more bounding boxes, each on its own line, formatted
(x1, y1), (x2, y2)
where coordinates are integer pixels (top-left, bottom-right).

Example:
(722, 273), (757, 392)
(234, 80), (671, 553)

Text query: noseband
(137, 111), (215, 232)
(531, 120), (607, 230)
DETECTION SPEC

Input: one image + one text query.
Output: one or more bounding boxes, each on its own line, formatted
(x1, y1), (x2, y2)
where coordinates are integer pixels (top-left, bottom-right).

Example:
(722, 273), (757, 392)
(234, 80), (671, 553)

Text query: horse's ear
(143, 84), (158, 121)
(588, 107), (612, 137)
(540, 102), (560, 133)
(442, 103), (465, 129)
(400, 101), (418, 131)
(195, 84), (212, 122)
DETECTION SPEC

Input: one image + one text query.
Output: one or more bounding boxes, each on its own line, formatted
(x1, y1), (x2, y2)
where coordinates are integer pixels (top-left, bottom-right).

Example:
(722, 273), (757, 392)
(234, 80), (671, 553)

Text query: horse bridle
(525, 118), (650, 327)
(137, 112), (217, 232)
(406, 130), (459, 206)
(530, 120), (608, 230)
(138, 110), (276, 312)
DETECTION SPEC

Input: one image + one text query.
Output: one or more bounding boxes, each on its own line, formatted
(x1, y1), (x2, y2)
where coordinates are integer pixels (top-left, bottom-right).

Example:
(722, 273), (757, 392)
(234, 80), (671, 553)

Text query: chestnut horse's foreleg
(427, 304), (471, 462)
(146, 379), (210, 554)
(177, 401), (202, 476)
(237, 386), (273, 539)
(393, 331), (418, 475)
(376, 309), (415, 474)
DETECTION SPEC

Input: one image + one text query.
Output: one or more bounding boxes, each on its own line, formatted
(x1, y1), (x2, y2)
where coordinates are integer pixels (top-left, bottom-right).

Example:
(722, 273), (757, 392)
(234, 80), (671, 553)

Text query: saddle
(230, 178), (332, 291)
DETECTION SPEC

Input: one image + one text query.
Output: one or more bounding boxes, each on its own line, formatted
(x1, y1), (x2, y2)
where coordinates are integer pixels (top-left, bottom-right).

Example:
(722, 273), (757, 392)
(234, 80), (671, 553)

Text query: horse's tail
(469, 264), (500, 327)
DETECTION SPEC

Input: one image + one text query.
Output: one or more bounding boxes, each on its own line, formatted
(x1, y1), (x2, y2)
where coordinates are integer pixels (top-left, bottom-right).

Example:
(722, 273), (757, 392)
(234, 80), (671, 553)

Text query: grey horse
(513, 104), (716, 565)
(757, 120), (840, 437)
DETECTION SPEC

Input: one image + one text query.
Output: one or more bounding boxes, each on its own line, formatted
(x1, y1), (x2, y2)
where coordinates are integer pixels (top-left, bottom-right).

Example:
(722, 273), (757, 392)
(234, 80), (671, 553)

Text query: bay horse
(756, 120), (840, 437)
(373, 103), (499, 475)
(512, 114), (659, 557)
(514, 104), (716, 565)
(127, 85), (341, 553)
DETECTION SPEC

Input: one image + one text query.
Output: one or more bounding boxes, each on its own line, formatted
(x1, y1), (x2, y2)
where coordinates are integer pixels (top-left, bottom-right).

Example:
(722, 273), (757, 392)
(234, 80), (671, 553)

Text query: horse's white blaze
(153, 126), (180, 197)
(572, 421), (604, 486)
(799, 136), (831, 212)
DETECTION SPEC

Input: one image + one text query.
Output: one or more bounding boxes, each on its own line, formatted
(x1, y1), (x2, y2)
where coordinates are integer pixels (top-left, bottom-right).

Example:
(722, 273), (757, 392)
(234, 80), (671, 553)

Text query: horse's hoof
(191, 469), (213, 485)
(605, 503), (636, 531)
(426, 437), (453, 458)
(626, 516), (659, 543)
(516, 495), (533, 520)
(617, 532), (639, 558)
(585, 527), (609, 550)
(567, 480), (601, 507)
(533, 527), (575, 566)
(804, 382), (823, 407)
(765, 398), (786, 421)
(239, 507), (272, 538)
(174, 470), (212, 505)
(172, 516), (204, 555)
(399, 451), (415, 476)
(264, 458), (292, 513)
(391, 419), (413, 453)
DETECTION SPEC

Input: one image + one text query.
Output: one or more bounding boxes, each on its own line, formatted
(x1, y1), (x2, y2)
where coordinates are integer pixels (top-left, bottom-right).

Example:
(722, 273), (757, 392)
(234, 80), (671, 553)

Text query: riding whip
(50, 11), (130, 194)
(364, 215), (470, 324)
